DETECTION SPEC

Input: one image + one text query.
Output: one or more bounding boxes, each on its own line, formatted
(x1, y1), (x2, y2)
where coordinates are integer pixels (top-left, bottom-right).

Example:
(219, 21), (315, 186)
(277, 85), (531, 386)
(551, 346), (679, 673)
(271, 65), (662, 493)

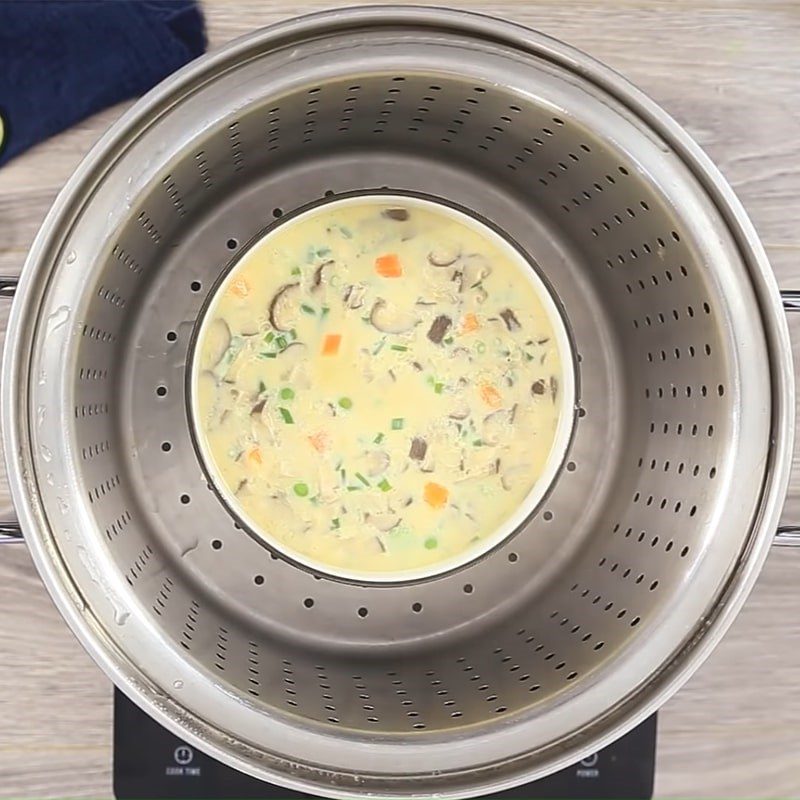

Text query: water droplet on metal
(65, 250), (77, 264)
(114, 608), (130, 626)
(45, 473), (55, 486)
(45, 305), (71, 337)
(57, 496), (70, 514)
(38, 370), (47, 386)
(173, 679), (184, 690)
(36, 405), (46, 427)
(40, 444), (53, 462)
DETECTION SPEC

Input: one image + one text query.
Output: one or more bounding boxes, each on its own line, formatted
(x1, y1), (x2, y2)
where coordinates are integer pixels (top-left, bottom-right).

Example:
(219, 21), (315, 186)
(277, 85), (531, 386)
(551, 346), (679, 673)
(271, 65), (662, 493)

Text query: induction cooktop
(113, 689), (656, 799)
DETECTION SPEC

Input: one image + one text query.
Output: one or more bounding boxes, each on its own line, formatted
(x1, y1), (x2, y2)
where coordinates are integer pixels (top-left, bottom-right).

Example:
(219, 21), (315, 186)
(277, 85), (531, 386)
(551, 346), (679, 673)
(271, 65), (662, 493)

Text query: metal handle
(0, 275), (23, 543)
(776, 290), (800, 546)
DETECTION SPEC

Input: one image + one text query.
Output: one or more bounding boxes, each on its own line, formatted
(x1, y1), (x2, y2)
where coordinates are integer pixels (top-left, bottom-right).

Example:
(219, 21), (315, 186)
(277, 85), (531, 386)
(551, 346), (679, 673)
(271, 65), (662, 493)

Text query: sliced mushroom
(366, 512), (401, 532)
(456, 457), (499, 484)
(201, 318), (231, 370)
(500, 464), (530, 492)
(531, 379), (547, 396)
(448, 405), (470, 421)
(409, 437), (428, 461)
(550, 375), (559, 402)
(499, 308), (521, 331)
(251, 398), (266, 416)
(474, 285), (489, 305)
(363, 450), (391, 477)
(311, 260), (334, 292)
(269, 283), (300, 331)
(370, 299), (418, 334)
(460, 254), (492, 288)
(277, 341), (307, 380)
(381, 208), (409, 221)
(342, 282), (367, 309)
(427, 314), (452, 344)
(428, 243), (460, 267)
(482, 405), (517, 446)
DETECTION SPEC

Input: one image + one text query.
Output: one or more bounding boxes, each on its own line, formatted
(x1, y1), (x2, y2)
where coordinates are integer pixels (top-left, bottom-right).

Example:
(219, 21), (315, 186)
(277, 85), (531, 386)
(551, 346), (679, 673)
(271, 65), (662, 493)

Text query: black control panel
(114, 689), (655, 799)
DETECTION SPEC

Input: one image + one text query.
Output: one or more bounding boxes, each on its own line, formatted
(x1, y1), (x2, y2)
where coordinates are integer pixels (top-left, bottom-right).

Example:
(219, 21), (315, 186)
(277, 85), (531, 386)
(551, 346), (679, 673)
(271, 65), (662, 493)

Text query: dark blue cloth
(0, 0), (206, 166)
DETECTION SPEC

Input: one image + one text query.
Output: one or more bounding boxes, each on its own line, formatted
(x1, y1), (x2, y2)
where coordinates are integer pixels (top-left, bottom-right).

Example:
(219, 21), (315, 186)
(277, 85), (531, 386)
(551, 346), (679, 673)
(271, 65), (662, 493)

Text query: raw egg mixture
(193, 197), (565, 576)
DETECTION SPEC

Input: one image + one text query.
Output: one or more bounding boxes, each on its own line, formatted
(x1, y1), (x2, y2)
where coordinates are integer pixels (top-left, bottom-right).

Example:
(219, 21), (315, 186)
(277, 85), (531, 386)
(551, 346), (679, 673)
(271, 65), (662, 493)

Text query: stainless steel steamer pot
(2, 7), (799, 798)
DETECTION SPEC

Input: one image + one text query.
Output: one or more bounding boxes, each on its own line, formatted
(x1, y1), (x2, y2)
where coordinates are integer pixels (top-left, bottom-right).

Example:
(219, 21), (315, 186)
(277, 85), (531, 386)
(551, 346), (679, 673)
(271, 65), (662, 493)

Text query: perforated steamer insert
(2, 7), (796, 800)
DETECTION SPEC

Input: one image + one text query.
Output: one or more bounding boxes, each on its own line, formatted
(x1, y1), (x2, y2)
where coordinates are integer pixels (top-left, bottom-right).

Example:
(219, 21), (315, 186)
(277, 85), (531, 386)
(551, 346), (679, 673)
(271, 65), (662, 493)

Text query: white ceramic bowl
(189, 192), (576, 583)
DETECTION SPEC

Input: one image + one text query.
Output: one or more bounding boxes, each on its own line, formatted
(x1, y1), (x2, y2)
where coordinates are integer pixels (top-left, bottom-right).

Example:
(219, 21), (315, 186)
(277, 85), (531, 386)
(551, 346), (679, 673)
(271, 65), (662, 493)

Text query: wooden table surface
(1, 1), (799, 797)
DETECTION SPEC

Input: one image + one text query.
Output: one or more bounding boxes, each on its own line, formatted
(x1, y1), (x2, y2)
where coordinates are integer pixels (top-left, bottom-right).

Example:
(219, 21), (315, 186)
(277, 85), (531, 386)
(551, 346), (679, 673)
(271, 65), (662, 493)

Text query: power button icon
(174, 745), (194, 766)
(580, 753), (599, 767)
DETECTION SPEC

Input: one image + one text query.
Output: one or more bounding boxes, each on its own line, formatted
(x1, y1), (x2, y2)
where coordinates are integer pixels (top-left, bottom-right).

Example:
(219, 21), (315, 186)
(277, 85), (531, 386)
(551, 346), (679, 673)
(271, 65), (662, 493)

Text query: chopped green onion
(347, 485), (361, 492)
(373, 432), (385, 444)
(390, 344), (408, 352)
(279, 387), (295, 401)
(279, 407), (294, 424)
(275, 335), (287, 349)
(355, 472), (370, 487)
(289, 328), (297, 340)
(424, 537), (438, 550)
(321, 306), (330, 317)
(261, 352), (277, 359)
(291, 266), (301, 276)
(340, 226), (353, 239)
(293, 482), (309, 497)
(524, 352), (534, 362)
(476, 341), (486, 354)
(258, 380), (267, 394)
(470, 280), (483, 290)
(378, 478), (392, 492)
(472, 439), (484, 447)
(391, 418), (404, 430)
(331, 517), (340, 529)
(443, 336), (454, 345)
(373, 338), (386, 355)
(338, 397), (353, 410)
(264, 332), (275, 343)
(434, 382), (444, 394)
(339, 468), (346, 481)
(301, 304), (315, 315)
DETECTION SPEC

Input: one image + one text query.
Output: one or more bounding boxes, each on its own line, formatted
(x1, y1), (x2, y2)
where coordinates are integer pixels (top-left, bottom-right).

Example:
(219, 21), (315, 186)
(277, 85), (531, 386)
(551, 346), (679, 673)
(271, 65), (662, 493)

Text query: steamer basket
(1, 7), (794, 798)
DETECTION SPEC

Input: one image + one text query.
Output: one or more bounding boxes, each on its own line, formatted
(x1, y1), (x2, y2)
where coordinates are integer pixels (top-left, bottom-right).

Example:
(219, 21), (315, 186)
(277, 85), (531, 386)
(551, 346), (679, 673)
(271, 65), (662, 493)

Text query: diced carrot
(480, 382), (502, 408)
(308, 431), (329, 453)
(375, 253), (403, 278)
(229, 276), (251, 298)
(461, 312), (480, 333)
(245, 446), (263, 466)
(424, 481), (449, 509)
(322, 333), (342, 356)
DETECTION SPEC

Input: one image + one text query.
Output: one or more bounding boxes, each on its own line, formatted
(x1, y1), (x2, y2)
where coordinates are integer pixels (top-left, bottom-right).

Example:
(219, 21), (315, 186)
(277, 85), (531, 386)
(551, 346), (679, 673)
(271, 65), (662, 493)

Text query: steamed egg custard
(193, 196), (569, 579)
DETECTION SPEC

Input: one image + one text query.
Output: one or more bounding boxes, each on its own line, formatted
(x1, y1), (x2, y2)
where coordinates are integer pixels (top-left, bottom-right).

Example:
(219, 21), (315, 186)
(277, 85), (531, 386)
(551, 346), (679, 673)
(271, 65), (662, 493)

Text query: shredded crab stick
(194, 198), (565, 576)
(308, 431), (329, 452)
(375, 253), (403, 278)
(479, 382), (502, 409)
(229, 276), (251, 298)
